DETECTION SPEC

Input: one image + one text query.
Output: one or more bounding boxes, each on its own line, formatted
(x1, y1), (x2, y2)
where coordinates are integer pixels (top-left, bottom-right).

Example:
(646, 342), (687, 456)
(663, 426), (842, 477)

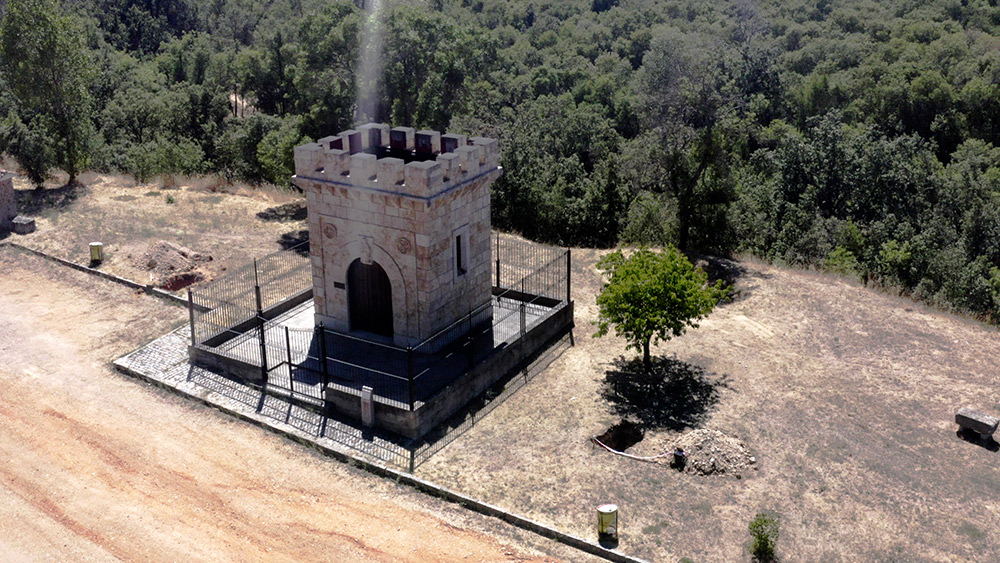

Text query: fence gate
(261, 325), (325, 406)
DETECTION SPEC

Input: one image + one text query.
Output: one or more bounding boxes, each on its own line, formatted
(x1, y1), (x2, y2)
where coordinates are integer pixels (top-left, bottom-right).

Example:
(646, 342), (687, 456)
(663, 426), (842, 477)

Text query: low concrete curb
(1, 241), (201, 310)
(114, 352), (648, 563)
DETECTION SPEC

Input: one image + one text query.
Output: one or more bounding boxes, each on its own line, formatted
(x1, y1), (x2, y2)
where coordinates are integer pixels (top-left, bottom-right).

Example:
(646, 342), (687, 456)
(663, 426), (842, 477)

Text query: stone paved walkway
(115, 326), (415, 469)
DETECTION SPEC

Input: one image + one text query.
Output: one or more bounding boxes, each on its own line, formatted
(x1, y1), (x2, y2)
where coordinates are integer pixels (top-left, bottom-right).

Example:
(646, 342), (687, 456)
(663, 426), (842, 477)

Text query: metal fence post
(466, 309), (475, 370)
(519, 279), (526, 337)
(495, 232), (501, 288)
(255, 286), (268, 385)
(566, 248), (571, 303)
(187, 289), (196, 346)
(407, 347), (415, 411)
(284, 326), (293, 367)
(318, 323), (329, 390)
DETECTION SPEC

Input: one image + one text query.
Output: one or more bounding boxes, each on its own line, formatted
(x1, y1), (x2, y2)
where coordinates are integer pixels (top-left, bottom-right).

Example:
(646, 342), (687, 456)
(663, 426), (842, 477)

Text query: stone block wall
(293, 124), (501, 348)
(0, 171), (15, 232)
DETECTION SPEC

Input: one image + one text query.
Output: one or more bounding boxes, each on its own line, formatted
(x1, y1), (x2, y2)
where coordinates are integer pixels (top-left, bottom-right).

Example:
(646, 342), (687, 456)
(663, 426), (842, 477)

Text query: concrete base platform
(116, 326), (416, 468)
(190, 292), (573, 439)
(327, 300), (573, 439)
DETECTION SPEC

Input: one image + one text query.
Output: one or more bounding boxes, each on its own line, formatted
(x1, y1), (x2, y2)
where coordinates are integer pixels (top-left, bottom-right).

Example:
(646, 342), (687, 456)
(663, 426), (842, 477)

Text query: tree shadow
(601, 356), (730, 431)
(257, 201), (307, 222)
(277, 229), (309, 256)
(693, 254), (746, 287)
(690, 253), (751, 303)
(15, 180), (86, 216)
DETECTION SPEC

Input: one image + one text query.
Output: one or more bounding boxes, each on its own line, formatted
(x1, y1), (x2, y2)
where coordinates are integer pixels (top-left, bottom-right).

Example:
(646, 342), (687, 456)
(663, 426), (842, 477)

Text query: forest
(2, 0), (1000, 320)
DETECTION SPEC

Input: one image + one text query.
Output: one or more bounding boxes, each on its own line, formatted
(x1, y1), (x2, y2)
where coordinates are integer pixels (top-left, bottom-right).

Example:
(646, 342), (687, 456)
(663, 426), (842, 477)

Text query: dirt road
(0, 247), (572, 562)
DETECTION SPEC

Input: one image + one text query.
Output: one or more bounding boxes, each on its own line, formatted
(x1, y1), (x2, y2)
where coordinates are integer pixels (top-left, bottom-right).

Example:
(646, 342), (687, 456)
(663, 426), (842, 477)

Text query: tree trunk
(643, 339), (651, 372)
(677, 198), (691, 251)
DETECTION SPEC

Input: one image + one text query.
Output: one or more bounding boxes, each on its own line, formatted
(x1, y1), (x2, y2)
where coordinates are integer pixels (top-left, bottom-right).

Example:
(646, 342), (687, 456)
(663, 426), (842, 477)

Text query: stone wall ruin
(0, 171), (16, 233)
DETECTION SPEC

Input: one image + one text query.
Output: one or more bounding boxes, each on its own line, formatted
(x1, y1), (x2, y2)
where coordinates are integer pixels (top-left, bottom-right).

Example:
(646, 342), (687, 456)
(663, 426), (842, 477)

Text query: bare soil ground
(5, 171), (309, 289)
(418, 249), (1000, 562)
(0, 249), (587, 562)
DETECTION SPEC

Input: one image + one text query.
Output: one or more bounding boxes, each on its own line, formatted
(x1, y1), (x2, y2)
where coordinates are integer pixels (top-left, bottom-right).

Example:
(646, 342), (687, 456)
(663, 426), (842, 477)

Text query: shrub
(748, 511), (779, 561)
(824, 245), (859, 277)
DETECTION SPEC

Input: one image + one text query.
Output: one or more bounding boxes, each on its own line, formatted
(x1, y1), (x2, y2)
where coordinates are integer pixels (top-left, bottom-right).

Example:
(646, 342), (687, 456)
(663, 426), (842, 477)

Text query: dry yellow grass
(418, 251), (1000, 562)
(7, 171), (307, 289)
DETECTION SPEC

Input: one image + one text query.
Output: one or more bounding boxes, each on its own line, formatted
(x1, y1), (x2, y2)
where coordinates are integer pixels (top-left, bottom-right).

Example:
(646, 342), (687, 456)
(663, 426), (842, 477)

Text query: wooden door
(348, 259), (393, 337)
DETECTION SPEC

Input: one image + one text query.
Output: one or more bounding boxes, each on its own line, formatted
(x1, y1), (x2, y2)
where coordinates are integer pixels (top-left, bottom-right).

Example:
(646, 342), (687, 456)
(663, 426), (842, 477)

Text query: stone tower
(293, 124), (501, 348)
(0, 171), (15, 233)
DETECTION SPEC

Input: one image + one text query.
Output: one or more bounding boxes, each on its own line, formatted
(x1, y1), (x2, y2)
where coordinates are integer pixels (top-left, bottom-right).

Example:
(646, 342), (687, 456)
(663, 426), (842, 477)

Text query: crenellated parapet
(293, 123), (500, 200)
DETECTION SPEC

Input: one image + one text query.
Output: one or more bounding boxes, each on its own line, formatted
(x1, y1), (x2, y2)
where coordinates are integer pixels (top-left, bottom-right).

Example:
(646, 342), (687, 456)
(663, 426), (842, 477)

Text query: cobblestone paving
(115, 327), (415, 469)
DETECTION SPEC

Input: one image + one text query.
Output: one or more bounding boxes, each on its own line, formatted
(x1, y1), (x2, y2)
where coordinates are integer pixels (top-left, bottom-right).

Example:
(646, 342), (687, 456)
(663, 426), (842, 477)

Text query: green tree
(0, 0), (95, 183)
(257, 115), (309, 185)
(493, 94), (624, 246)
(383, 6), (495, 129)
(594, 247), (727, 371)
(632, 27), (737, 251)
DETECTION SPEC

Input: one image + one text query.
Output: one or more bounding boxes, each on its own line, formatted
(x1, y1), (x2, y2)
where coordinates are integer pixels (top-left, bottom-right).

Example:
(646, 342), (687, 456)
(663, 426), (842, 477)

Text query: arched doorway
(347, 259), (393, 337)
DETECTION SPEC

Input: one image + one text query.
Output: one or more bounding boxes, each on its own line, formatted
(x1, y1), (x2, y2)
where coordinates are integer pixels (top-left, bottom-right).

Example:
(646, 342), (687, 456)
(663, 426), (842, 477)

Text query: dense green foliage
(595, 247), (726, 369)
(2, 0), (1000, 319)
(1, 0), (94, 183)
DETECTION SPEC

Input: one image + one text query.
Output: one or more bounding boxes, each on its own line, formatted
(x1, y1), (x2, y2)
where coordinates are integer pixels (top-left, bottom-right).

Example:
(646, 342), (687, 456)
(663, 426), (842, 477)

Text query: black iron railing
(188, 234), (571, 410)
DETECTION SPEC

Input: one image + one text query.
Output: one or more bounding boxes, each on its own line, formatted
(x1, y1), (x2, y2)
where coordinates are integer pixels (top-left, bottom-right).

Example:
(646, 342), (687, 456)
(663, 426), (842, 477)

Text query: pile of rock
(137, 241), (212, 290)
(670, 429), (757, 478)
(630, 428), (757, 478)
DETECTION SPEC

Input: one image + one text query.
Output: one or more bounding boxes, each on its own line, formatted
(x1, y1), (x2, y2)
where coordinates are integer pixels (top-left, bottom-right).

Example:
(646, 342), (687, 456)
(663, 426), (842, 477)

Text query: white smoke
(355, 0), (386, 124)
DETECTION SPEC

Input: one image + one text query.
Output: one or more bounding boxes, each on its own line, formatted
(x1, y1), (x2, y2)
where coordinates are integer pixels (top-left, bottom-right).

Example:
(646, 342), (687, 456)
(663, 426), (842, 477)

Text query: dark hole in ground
(258, 202), (307, 222)
(159, 271), (204, 291)
(596, 420), (644, 451)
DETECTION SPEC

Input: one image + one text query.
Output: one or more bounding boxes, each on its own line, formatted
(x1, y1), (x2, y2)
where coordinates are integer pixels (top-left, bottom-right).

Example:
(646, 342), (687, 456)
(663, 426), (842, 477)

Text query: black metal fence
(493, 233), (569, 303)
(188, 234), (570, 412)
(189, 240), (311, 347)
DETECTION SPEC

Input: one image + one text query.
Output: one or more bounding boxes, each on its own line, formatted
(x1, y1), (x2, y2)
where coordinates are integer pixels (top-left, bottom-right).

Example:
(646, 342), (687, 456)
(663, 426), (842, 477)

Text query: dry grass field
(0, 174), (590, 562)
(6, 170), (309, 288)
(418, 250), (1000, 562)
(4, 172), (1000, 561)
